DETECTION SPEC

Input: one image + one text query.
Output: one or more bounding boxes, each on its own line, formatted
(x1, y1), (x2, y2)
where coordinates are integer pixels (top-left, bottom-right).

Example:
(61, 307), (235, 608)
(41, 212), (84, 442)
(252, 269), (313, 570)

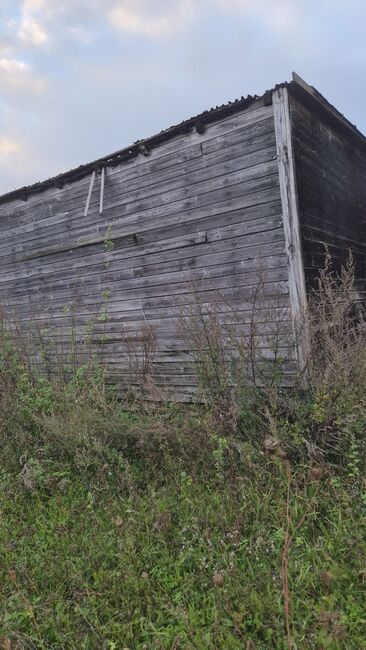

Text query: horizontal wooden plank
(1, 185), (281, 268)
(0, 226), (285, 296)
(0, 210), (283, 285)
(0, 202), (283, 283)
(21, 343), (298, 365)
(1, 279), (290, 326)
(1, 160), (279, 260)
(0, 252), (288, 310)
(0, 104), (274, 221)
(0, 132), (277, 248)
(2, 275), (290, 322)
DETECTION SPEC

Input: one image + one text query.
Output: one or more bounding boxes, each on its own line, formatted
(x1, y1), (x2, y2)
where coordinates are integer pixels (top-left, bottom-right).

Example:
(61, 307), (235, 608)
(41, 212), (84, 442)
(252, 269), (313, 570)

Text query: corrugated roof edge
(1, 72), (365, 205)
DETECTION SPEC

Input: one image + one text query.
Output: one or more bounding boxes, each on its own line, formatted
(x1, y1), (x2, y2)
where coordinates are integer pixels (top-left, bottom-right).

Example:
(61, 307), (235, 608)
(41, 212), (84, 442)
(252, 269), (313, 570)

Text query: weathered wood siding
(289, 94), (366, 299)
(0, 98), (294, 399)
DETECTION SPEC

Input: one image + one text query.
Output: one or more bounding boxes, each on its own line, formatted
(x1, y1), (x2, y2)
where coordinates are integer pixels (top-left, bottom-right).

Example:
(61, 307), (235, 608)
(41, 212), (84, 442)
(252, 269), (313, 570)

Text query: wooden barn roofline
(1, 71), (365, 206)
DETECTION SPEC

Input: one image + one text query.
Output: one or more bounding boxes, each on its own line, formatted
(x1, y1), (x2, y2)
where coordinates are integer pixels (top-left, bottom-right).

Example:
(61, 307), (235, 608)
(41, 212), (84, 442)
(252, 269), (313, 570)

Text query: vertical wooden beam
(273, 87), (309, 375)
(99, 167), (105, 214)
(84, 170), (95, 217)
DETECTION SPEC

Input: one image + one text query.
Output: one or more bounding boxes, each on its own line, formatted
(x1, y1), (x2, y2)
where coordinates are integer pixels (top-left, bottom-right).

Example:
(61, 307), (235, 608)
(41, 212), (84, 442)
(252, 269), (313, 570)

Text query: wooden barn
(0, 72), (365, 400)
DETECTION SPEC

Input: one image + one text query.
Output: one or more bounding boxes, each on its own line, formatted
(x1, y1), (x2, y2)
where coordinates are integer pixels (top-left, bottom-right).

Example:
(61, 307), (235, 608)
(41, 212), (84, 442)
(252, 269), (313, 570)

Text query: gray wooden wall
(0, 98), (295, 400)
(290, 94), (366, 301)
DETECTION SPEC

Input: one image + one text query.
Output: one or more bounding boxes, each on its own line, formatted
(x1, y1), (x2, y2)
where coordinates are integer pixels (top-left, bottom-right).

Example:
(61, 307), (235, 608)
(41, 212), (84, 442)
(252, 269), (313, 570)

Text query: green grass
(1, 259), (366, 647)
(0, 441), (365, 649)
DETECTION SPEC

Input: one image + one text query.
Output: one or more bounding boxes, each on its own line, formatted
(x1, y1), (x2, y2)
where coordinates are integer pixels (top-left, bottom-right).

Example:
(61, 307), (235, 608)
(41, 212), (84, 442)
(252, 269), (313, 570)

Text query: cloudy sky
(0, 0), (365, 194)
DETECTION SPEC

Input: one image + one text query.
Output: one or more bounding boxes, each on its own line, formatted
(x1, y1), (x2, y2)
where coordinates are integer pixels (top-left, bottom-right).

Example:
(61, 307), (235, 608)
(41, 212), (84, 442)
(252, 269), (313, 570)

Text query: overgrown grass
(0, 259), (366, 648)
(1, 439), (365, 649)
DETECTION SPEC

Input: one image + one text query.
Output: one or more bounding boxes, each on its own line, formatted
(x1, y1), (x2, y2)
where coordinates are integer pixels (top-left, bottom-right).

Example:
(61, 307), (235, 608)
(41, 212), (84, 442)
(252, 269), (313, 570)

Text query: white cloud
(12, 0), (106, 47)
(0, 57), (47, 93)
(18, 17), (48, 44)
(22, 0), (48, 10)
(0, 136), (24, 156)
(0, 57), (26, 74)
(0, 135), (29, 193)
(213, 0), (299, 31)
(108, 0), (195, 37)
(8, 0), (196, 44)
(0, 0), (306, 49)
(17, 0), (49, 45)
(106, 0), (299, 37)
(67, 26), (93, 44)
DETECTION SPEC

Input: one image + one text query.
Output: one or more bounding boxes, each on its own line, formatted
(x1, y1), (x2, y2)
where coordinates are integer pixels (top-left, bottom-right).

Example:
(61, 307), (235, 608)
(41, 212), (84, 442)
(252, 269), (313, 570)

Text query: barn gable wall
(289, 93), (366, 301)
(0, 100), (295, 400)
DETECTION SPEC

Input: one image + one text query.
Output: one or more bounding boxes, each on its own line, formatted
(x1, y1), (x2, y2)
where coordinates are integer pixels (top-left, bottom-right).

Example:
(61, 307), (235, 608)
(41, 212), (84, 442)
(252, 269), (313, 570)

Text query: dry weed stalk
(177, 272), (295, 430)
(307, 252), (366, 390)
(122, 320), (160, 400)
(177, 255), (366, 462)
(0, 300), (110, 411)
